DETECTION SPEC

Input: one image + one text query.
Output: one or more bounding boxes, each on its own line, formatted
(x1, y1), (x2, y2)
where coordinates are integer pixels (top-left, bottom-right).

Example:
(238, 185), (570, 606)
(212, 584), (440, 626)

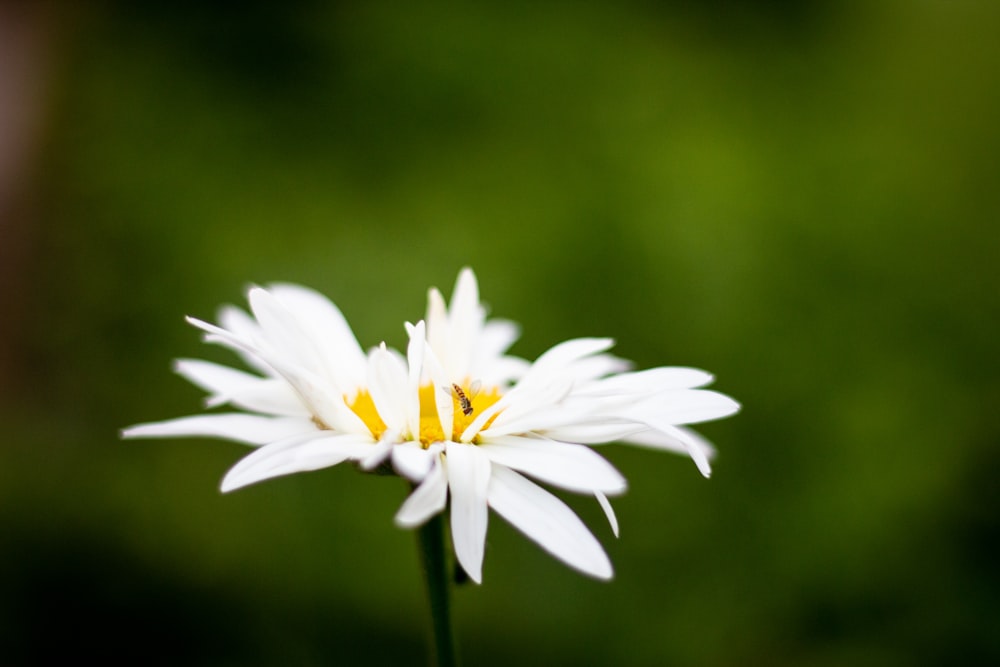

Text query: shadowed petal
(540, 420), (647, 445)
(481, 435), (626, 495)
(488, 465), (612, 580)
(622, 425), (718, 478)
(267, 283), (368, 390)
(395, 455), (448, 528)
(221, 432), (375, 492)
(595, 491), (619, 538)
(392, 442), (442, 482)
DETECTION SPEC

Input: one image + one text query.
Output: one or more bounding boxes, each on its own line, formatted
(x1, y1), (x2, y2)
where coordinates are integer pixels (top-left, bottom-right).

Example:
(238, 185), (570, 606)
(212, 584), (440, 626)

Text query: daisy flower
(123, 268), (739, 582)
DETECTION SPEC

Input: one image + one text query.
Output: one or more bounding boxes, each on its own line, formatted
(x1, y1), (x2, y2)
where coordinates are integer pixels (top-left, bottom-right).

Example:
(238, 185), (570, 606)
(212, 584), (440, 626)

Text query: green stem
(417, 513), (457, 667)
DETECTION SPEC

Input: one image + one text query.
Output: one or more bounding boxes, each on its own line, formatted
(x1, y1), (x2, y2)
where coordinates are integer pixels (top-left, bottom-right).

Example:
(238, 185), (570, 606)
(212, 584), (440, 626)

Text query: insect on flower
(445, 380), (481, 416)
(123, 267), (740, 583)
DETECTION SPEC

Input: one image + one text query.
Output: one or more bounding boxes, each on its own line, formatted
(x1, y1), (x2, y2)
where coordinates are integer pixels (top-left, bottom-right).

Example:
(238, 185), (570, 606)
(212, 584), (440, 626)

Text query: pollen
(346, 390), (388, 441)
(347, 382), (501, 447)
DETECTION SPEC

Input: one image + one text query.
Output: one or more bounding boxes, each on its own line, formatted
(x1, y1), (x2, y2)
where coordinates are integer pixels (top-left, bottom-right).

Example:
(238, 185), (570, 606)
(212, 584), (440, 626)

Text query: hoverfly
(443, 380), (481, 417)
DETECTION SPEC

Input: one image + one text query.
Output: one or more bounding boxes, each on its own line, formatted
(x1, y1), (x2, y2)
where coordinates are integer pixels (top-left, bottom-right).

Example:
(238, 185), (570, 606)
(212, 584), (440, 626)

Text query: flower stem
(417, 513), (457, 667)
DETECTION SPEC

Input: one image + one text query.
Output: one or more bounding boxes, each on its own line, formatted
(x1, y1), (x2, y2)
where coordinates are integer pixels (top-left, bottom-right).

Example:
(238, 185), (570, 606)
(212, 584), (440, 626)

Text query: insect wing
(467, 379), (482, 400)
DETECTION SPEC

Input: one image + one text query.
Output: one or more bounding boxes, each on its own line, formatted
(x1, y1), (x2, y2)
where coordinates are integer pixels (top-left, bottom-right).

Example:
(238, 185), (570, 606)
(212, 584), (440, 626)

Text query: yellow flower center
(346, 382), (502, 446)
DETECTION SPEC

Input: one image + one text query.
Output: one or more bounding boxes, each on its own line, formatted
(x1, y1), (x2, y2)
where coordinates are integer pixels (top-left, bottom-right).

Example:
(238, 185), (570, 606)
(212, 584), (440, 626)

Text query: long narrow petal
(595, 491), (619, 538)
(263, 355), (370, 435)
(622, 425), (718, 477)
(578, 367), (715, 396)
(480, 435), (627, 495)
(477, 356), (531, 387)
(559, 354), (632, 383)
(476, 319), (521, 360)
(478, 399), (585, 439)
(525, 338), (615, 380)
(216, 304), (272, 375)
(187, 315), (266, 365)
(122, 414), (315, 445)
(540, 420), (648, 445)
(637, 418), (714, 477)
(367, 343), (409, 432)
(424, 287), (448, 356)
(628, 389), (741, 426)
(395, 456), (448, 528)
(248, 288), (334, 387)
(445, 442), (491, 584)
(175, 359), (308, 417)
(446, 267), (484, 378)
(487, 465), (612, 580)
(221, 432), (375, 492)
(174, 358), (263, 396)
(420, 343), (454, 442)
(405, 321), (426, 439)
(205, 379), (310, 417)
(195, 313), (367, 435)
(267, 283), (368, 391)
(473, 378), (574, 438)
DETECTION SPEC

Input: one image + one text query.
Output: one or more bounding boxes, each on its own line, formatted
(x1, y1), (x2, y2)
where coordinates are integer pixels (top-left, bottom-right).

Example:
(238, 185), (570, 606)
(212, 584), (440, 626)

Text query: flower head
(124, 268), (739, 582)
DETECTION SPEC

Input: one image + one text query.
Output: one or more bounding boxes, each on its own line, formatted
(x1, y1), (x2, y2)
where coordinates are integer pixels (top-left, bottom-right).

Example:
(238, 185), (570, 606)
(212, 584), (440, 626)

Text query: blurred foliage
(2, 1), (999, 665)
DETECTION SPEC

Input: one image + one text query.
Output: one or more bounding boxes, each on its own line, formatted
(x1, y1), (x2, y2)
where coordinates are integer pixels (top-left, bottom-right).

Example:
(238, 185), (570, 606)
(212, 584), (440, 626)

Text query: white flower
(123, 268), (739, 582)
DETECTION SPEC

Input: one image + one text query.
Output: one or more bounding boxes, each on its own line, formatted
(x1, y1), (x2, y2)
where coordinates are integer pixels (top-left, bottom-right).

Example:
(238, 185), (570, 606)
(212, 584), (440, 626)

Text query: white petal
(267, 283), (368, 391)
(629, 389), (740, 426)
(174, 358), (262, 396)
(478, 398), (585, 438)
(395, 455), (448, 528)
(559, 354), (632, 383)
(367, 343), (409, 431)
(207, 378), (310, 417)
(217, 302), (260, 337)
(524, 338), (615, 381)
(216, 304), (272, 375)
(425, 287), (448, 356)
(420, 343), (454, 442)
(487, 465), (612, 580)
(595, 491), (619, 538)
(359, 431), (397, 470)
(263, 355), (370, 435)
(476, 319), (521, 360)
(480, 435), (627, 495)
(578, 367), (715, 396)
(391, 442), (441, 482)
(122, 414), (315, 445)
(623, 425), (718, 477)
(473, 378), (574, 438)
(445, 442), (491, 584)
(196, 316), (367, 435)
(477, 356), (531, 387)
(248, 288), (334, 386)
(443, 268), (485, 380)
(175, 359), (308, 417)
(221, 432), (375, 492)
(405, 321), (426, 438)
(187, 315), (266, 366)
(540, 420), (647, 445)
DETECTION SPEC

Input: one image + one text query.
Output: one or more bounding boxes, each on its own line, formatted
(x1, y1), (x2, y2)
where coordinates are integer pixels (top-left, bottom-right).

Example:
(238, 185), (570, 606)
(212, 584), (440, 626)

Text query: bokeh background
(2, 1), (998, 665)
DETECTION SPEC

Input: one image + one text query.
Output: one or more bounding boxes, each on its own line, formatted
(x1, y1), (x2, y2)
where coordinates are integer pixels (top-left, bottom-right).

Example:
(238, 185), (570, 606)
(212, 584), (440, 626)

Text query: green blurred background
(1, 1), (998, 665)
